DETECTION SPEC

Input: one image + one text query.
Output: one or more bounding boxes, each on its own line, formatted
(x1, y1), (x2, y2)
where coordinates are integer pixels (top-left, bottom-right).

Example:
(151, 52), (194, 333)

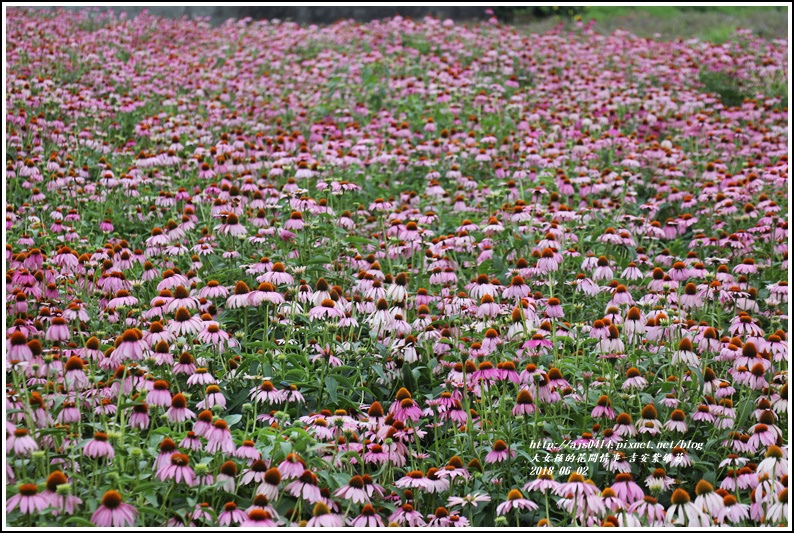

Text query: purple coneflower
(285, 469), (322, 503)
(257, 467), (282, 501)
(307, 502), (344, 527)
(485, 439), (516, 464)
(496, 488), (539, 515)
(218, 502), (247, 526)
(348, 503), (385, 527)
(8, 428), (38, 456)
(241, 509), (276, 527)
(43, 471), (82, 515)
(389, 503), (427, 526)
(156, 453), (195, 486)
(84, 432), (114, 459)
(205, 419), (235, 454)
(90, 490), (138, 527)
(7, 483), (48, 515)
(665, 488), (710, 526)
(611, 472), (644, 504)
(395, 470), (434, 491)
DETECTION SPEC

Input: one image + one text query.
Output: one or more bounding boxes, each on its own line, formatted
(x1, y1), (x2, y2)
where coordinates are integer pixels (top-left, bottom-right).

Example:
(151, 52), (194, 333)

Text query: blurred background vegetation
(496, 5), (789, 42)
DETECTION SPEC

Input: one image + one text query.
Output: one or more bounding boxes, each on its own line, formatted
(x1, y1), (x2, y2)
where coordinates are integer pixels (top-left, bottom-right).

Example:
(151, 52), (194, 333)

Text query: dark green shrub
(698, 69), (748, 108)
(493, 6), (585, 22)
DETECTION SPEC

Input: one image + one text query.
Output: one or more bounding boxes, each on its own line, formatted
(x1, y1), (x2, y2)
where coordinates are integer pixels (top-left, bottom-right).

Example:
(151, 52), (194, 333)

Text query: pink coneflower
(241, 509), (276, 527)
(766, 488), (788, 525)
(363, 443), (389, 465)
(693, 479), (723, 518)
(467, 354), (496, 380)
(249, 282), (285, 306)
(424, 467), (450, 493)
(747, 422), (778, 451)
(43, 470), (82, 515)
(599, 487), (626, 513)
(665, 446), (692, 468)
(485, 439), (516, 464)
(611, 473), (644, 504)
(226, 281), (253, 309)
(179, 431), (203, 452)
(250, 380), (285, 404)
(504, 275), (531, 299)
(636, 404), (662, 436)
(278, 453), (306, 479)
(389, 503), (427, 526)
(756, 444), (787, 480)
(257, 467), (282, 501)
(45, 316), (70, 342)
(173, 351), (196, 375)
(196, 384), (227, 410)
(310, 343), (342, 367)
(7, 483), (48, 515)
(664, 409), (688, 433)
(84, 432), (114, 459)
(512, 389), (536, 416)
(191, 502), (213, 524)
(166, 393), (195, 423)
(664, 488), (710, 526)
(285, 469), (322, 503)
(716, 494), (749, 524)
(234, 439), (261, 463)
(309, 298), (345, 320)
(8, 428), (38, 456)
(524, 471), (559, 494)
(241, 459), (270, 485)
(389, 467), (431, 492)
(90, 490), (138, 527)
(628, 495), (665, 526)
(496, 488), (539, 515)
(7, 332), (33, 361)
(217, 460), (238, 492)
(168, 307), (203, 336)
(146, 380), (172, 407)
(593, 256), (613, 281)
(543, 297), (564, 318)
(671, 337), (699, 366)
(154, 438), (178, 470)
(165, 285), (198, 313)
(114, 328), (145, 361)
(392, 397), (423, 423)
(205, 419), (235, 454)
(284, 211), (305, 231)
(144, 321), (173, 348)
(447, 492), (492, 508)
(157, 453), (195, 486)
(592, 395), (616, 419)
(334, 475), (370, 503)
(186, 367), (217, 387)
(555, 472), (599, 498)
(218, 502), (247, 526)
(348, 503), (385, 527)
(198, 280), (228, 300)
(215, 213), (247, 236)
(307, 502), (344, 527)
(622, 367), (648, 391)
(107, 289), (139, 310)
(260, 261), (293, 285)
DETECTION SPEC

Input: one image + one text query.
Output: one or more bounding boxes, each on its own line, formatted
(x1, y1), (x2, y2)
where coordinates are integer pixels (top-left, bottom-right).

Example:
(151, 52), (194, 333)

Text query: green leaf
(224, 414), (243, 427)
(401, 364), (416, 392)
(325, 376), (338, 404)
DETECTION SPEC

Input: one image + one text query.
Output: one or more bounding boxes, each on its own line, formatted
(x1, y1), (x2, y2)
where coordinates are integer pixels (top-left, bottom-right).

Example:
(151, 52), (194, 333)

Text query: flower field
(4, 8), (790, 528)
